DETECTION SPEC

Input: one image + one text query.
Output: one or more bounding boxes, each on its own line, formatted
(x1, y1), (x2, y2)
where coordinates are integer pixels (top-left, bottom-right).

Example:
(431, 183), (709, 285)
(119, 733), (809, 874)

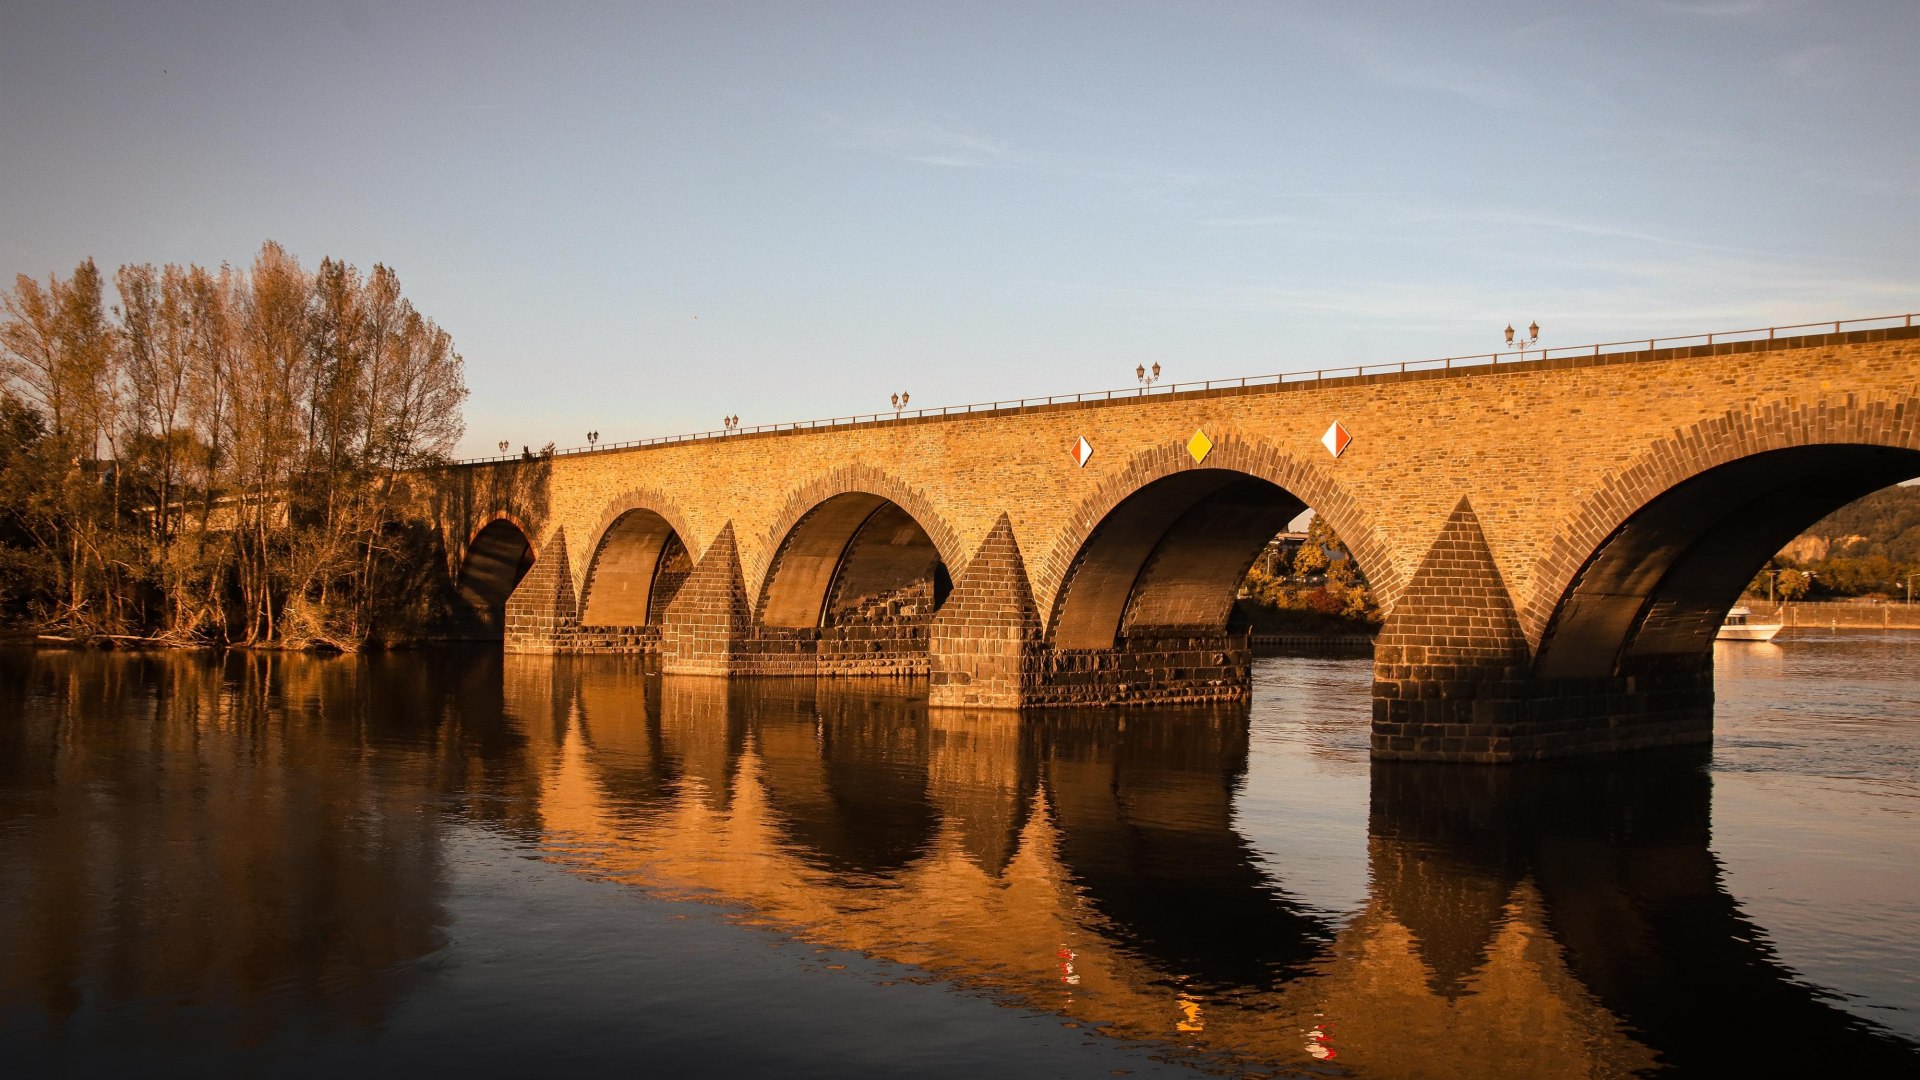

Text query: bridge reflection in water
(0, 650), (1912, 1074)
(520, 658), (1914, 1076)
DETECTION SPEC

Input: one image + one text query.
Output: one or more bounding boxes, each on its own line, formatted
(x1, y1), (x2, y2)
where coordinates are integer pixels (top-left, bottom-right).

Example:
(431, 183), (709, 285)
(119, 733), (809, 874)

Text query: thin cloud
(1345, 48), (1521, 108)
(820, 112), (1015, 169)
(1112, 263), (1916, 331)
(1200, 198), (1707, 253)
(1780, 43), (1847, 82)
(1266, 7), (1528, 109)
(1651, 0), (1803, 15)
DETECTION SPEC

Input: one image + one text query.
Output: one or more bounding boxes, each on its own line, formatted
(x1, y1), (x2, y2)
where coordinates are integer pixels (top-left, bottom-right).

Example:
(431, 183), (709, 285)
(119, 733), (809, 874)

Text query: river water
(1, 635), (1915, 1077)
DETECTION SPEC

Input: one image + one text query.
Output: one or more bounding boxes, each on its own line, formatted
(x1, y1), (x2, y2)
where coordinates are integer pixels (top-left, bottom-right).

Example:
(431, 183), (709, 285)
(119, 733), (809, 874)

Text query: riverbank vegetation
(1233, 516), (1382, 636)
(0, 243), (466, 647)
(1751, 484), (1920, 603)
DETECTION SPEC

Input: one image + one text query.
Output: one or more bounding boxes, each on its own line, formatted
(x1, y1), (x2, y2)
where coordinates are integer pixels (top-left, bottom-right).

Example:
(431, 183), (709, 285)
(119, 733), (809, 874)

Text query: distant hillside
(1788, 483), (1920, 564)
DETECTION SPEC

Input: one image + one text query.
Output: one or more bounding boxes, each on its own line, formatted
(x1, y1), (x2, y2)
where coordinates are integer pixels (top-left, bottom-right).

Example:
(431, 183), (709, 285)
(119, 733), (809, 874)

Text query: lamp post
(890, 392), (910, 416)
(1503, 320), (1541, 360)
(722, 415), (739, 433)
(497, 440), (509, 455)
(1136, 362), (1162, 393)
(586, 430), (599, 448)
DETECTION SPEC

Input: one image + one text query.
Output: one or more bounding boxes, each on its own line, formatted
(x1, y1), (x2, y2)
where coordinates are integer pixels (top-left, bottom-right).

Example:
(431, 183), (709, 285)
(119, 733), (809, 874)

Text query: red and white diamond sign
(1071, 436), (1094, 468)
(1322, 421), (1351, 459)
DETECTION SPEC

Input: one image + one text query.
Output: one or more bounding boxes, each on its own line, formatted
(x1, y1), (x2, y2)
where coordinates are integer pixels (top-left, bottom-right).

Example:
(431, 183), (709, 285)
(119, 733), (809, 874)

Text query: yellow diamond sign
(1186, 428), (1213, 464)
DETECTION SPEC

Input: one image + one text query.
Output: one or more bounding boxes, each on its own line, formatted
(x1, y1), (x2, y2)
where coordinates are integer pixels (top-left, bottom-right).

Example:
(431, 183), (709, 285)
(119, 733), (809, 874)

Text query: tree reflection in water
(0, 649), (511, 1046)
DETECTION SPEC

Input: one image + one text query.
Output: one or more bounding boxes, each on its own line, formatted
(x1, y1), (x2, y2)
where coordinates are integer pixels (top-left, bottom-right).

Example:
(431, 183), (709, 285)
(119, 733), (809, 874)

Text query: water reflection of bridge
(1, 651), (1910, 1074)
(518, 659), (1917, 1076)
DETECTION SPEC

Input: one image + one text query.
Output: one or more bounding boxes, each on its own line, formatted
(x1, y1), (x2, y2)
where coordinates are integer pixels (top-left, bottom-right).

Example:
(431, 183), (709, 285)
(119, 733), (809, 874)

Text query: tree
(1235, 514), (1380, 632)
(0, 260), (124, 628)
(0, 392), (60, 621)
(0, 242), (467, 646)
(0, 274), (64, 434)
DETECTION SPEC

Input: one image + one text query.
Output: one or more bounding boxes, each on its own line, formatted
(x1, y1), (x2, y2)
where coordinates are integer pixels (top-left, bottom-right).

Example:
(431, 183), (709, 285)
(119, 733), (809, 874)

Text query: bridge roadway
(432, 319), (1920, 761)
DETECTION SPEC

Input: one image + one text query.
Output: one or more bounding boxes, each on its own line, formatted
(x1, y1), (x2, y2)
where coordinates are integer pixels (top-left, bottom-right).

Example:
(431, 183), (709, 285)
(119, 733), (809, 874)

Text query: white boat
(1717, 606), (1783, 642)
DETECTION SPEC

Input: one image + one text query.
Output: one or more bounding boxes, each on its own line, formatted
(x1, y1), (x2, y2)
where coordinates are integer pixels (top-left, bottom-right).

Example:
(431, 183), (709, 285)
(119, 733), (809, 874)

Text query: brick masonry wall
(446, 329), (1919, 638)
(817, 576), (936, 677)
(658, 523), (751, 675)
(1370, 499), (1716, 761)
(503, 528), (577, 653)
(928, 516), (1043, 708)
(1372, 499), (1533, 760)
(1030, 633), (1252, 707)
(445, 327), (1920, 759)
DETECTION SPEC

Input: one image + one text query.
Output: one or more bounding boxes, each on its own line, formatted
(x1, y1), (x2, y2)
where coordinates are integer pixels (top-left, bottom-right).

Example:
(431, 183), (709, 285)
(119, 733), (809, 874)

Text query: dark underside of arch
(579, 510), (691, 649)
(1051, 471), (1307, 650)
(1036, 470), (1308, 705)
(458, 519), (534, 636)
(1536, 444), (1920, 679)
(754, 493), (950, 676)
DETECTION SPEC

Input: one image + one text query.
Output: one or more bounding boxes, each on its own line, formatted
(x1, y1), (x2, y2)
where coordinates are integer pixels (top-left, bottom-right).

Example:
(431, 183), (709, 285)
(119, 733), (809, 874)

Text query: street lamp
(722, 415), (739, 433)
(1503, 321), (1541, 359)
(497, 440), (510, 455)
(586, 430), (599, 448)
(891, 392), (910, 415)
(1136, 362), (1162, 392)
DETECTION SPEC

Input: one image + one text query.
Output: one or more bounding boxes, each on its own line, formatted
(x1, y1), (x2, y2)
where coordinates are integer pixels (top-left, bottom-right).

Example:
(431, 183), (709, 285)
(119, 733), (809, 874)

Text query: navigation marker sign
(1067, 434), (1098, 468)
(1186, 429), (1213, 464)
(1071, 436), (1094, 468)
(1322, 421), (1351, 459)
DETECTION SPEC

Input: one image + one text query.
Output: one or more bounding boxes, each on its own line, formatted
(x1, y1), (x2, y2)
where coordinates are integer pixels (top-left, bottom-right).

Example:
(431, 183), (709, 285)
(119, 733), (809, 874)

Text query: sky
(3, 0), (1916, 458)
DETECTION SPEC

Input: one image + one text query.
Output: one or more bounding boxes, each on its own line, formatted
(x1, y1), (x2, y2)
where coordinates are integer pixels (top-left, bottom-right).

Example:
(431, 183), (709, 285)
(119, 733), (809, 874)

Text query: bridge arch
(577, 488), (699, 630)
(750, 465), (965, 592)
(754, 469), (963, 674)
(1529, 394), (1920, 679)
(1038, 436), (1401, 650)
(457, 513), (537, 635)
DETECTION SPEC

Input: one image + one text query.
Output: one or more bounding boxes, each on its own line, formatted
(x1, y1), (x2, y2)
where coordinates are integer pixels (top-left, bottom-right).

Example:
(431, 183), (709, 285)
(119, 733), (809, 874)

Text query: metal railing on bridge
(458, 311), (1917, 465)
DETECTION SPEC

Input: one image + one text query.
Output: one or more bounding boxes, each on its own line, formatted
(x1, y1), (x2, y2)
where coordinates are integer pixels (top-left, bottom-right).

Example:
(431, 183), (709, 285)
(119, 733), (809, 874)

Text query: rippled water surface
(1, 634), (1915, 1077)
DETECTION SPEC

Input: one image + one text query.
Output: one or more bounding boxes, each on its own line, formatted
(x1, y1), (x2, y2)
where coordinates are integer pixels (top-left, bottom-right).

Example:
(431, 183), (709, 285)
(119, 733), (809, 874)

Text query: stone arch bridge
(425, 320), (1920, 762)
